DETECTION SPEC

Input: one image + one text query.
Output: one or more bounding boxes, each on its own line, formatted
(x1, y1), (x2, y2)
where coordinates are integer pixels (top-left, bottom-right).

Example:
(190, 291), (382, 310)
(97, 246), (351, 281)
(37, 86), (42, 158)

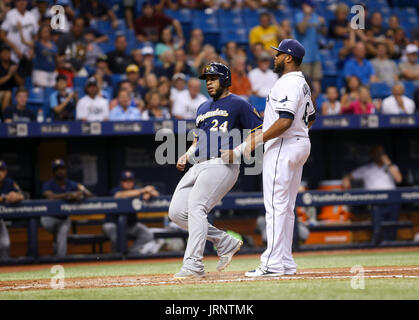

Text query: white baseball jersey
(1, 9), (39, 63)
(263, 71), (315, 151)
(76, 95), (109, 121)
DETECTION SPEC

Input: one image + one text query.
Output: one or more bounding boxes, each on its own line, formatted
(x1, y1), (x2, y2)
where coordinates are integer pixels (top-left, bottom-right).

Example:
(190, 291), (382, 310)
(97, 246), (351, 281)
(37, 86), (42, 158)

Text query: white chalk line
(1, 266), (419, 291)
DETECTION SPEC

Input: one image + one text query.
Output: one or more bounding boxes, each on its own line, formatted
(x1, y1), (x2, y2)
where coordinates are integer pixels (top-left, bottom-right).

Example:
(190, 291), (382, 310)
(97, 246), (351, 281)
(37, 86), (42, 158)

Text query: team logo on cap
(205, 65), (214, 73)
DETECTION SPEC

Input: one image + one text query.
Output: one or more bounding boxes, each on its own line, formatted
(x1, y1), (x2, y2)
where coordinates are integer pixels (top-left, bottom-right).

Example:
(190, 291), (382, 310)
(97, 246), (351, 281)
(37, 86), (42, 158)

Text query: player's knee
(168, 207), (179, 223)
(187, 201), (207, 217)
(0, 236), (10, 251)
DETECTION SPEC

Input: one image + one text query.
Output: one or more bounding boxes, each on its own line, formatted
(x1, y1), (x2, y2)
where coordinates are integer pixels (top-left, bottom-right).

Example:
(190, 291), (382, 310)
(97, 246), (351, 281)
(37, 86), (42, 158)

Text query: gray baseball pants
(41, 216), (71, 257)
(102, 222), (154, 253)
(0, 219), (10, 259)
(169, 159), (241, 273)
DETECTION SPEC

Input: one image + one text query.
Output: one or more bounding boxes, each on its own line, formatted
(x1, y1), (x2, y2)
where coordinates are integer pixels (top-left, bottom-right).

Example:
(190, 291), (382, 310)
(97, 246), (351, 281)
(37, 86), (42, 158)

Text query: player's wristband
(186, 145), (197, 158)
(233, 141), (248, 159)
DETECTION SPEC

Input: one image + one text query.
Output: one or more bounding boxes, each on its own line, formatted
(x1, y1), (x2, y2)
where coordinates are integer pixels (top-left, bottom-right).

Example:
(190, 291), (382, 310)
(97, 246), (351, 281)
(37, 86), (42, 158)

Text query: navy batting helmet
(199, 62), (231, 87)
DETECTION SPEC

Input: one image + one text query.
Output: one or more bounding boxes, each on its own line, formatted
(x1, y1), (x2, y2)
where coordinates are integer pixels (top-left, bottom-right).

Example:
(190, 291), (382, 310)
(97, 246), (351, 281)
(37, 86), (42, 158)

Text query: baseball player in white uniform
(231, 39), (316, 277)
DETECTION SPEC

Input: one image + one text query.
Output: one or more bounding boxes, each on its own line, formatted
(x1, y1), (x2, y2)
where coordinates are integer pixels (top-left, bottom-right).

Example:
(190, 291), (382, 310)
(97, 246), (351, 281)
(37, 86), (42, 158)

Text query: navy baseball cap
(52, 159), (65, 169)
(0, 160), (6, 170)
(120, 170), (135, 181)
(271, 39), (305, 60)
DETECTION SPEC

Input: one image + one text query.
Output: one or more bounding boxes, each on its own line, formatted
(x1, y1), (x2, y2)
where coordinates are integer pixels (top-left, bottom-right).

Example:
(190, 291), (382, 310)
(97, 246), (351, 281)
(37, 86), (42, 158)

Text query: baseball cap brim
(198, 72), (222, 80)
(270, 46), (288, 55)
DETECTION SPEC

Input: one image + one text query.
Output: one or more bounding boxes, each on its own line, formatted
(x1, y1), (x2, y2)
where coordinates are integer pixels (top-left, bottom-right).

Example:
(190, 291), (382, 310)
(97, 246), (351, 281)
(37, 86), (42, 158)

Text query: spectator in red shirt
(134, 2), (184, 43)
(230, 55), (251, 99)
(342, 86), (376, 114)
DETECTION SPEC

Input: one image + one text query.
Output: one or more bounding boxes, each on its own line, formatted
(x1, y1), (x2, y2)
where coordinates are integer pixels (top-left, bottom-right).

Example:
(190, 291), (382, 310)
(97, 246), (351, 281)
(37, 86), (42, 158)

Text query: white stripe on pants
(261, 136), (311, 273)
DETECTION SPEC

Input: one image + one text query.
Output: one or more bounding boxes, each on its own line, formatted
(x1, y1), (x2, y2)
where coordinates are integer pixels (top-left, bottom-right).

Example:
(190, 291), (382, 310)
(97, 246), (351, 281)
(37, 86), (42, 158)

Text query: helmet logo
(205, 65), (213, 73)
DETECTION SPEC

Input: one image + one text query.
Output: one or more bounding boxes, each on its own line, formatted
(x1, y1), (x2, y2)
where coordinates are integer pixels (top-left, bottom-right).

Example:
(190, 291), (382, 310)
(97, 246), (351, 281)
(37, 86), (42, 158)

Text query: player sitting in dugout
(102, 170), (162, 255)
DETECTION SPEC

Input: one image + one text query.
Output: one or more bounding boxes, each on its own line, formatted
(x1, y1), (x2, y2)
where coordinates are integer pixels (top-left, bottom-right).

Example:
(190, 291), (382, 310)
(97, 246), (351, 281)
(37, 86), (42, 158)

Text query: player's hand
(176, 154), (188, 171)
(381, 154), (392, 166)
(220, 149), (236, 164)
(5, 192), (21, 203)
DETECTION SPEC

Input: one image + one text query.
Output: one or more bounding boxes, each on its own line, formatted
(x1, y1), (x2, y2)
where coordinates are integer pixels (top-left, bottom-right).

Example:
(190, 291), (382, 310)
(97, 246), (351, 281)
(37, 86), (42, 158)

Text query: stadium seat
(220, 28), (248, 47)
(370, 82), (391, 99)
(28, 87), (45, 105)
(249, 95), (266, 113)
(320, 50), (338, 76)
(401, 81), (415, 99)
(164, 8), (192, 23)
(73, 76), (88, 89)
(43, 87), (55, 121)
(97, 42), (115, 54)
(218, 9), (245, 28)
(111, 74), (126, 87)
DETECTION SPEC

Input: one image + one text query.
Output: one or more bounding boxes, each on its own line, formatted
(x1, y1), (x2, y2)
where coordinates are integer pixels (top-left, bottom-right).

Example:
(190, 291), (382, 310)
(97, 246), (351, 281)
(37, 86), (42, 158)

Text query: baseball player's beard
(210, 86), (226, 100)
(273, 61), (285, 77)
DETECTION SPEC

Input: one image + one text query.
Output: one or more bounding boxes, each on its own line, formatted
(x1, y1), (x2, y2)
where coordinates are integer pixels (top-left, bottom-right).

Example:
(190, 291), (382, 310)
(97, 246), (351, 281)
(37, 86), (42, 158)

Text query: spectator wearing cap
(249, 12), (284, 52)
(139, 46), (155, 78)
(295, 0), (327, 94)
(106, 34), (133, 75)
(343, 42), (378, 85)
(103, 170), (161, 255)
(0, 160), (24, 259)
(230, 55), (252, 99)
(109, 89), (141, 121)
(50, 74), (77, 121)
(79, 0), (119, 30)
(84, 28), (104, 70)
(141, 89), (170, 120)
(3, 87), (35, 122)
(126, 64), (146, 101)
(381, 83), (416, 114)
(172, 77), (207, 120)
(0, 0), (38, 65)
(371, 43), (399, 87)
(56, 16), (88, 75)
(41, 159), (93, 257)
(399, 44), (419, 86)
(134, 2), (184, 44)
(170, 73), (187, 105)
(76, 77), (109, 121)
(249, 51), (278, 98)
(0, 44), (23, 114)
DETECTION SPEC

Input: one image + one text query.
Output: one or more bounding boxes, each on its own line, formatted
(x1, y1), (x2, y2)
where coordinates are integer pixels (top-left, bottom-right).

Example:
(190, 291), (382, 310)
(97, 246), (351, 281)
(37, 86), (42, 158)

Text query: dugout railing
(0, 188), (418, 264)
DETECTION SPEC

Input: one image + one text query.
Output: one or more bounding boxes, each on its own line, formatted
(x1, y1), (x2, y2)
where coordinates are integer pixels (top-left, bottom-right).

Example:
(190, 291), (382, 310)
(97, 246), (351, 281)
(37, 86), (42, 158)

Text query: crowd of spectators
(0, 0), (418, 124)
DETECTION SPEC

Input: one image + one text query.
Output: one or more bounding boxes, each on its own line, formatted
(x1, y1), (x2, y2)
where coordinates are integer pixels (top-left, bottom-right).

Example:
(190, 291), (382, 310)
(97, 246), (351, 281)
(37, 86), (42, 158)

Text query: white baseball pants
(261, 136), (311, 273)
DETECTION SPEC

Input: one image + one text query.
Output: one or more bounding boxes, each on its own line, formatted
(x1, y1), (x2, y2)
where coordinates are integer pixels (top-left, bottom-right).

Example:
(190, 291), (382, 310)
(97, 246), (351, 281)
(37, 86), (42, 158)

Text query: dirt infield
(1, 265), (418, 292)
(1, 246), (418, 274)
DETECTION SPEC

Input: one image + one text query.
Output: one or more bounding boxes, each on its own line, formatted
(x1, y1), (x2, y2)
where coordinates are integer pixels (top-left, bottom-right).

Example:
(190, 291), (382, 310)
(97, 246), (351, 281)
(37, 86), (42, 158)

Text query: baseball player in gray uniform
(168, 62), (263, 279)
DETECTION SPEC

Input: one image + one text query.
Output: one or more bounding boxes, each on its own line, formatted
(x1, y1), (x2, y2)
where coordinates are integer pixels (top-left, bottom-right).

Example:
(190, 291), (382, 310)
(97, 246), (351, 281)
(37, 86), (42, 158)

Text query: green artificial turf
(1, 279), (418, 300)
(0, 251), (418, 300)
(1, 251), (418, 282)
